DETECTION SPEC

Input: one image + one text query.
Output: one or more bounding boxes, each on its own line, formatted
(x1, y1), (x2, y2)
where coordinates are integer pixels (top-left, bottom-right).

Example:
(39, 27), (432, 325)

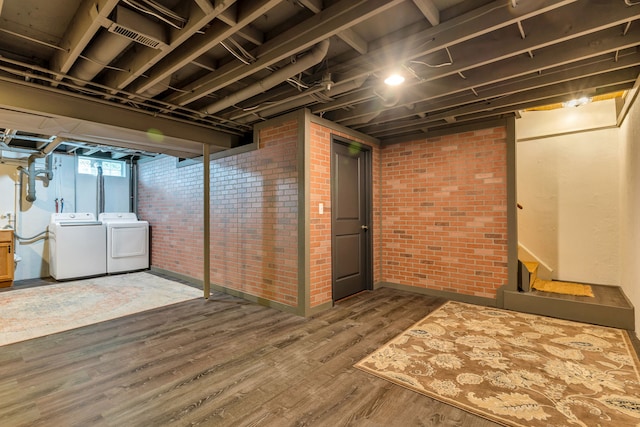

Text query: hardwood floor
(1, 276), (638, 426)
(0, 281), (503, 426)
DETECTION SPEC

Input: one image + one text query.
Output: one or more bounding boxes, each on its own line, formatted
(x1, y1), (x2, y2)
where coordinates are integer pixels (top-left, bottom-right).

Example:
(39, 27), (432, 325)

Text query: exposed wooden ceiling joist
(129, 0), (284, 95)
(165, 0), (404, 106)
(101, 0), (239, 92)
(412, 0), (440, 26)
(49, 0), (119, 81)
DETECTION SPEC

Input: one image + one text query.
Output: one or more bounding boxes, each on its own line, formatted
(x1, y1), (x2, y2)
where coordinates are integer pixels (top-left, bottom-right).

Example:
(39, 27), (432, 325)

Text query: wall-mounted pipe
(200, 39), (330, 116)
(17, 137), (63, 202)
(96, 165), (105, 215)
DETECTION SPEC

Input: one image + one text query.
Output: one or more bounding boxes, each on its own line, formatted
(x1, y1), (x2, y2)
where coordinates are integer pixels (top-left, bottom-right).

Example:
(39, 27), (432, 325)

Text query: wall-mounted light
(562, 97), (591, 108)
(384, 73), (405, 86)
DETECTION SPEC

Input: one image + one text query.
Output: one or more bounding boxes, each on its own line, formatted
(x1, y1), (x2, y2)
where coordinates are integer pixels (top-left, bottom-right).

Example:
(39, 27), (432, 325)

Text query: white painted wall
(516, 100), (620, 285)
(0, 153), (131, 280)
(619, 92), (640, 333)
(517, 99), (617, 140)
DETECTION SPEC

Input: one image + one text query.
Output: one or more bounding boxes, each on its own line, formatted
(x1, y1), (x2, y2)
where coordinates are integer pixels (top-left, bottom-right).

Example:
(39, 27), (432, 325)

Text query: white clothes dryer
(99, 213), (149, 274)
(48, 213), (106, 280)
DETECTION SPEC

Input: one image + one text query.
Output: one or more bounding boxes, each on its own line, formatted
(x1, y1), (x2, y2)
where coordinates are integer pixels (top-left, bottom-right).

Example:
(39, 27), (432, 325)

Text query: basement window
(77, 156), (126, 177)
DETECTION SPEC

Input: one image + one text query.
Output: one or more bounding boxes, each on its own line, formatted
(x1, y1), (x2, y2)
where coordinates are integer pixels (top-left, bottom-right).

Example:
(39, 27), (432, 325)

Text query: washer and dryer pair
(48, 212), (149, 280)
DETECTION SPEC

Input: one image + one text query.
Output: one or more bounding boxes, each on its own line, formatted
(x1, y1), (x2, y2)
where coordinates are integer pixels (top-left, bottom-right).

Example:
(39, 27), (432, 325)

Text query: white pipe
(200, 39), (330, 116)
(17, 137), (64, 202)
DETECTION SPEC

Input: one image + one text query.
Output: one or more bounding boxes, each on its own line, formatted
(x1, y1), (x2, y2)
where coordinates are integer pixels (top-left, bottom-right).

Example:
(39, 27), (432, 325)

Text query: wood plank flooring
(0, 281), (501, 427)
(1, 276), (638, 426)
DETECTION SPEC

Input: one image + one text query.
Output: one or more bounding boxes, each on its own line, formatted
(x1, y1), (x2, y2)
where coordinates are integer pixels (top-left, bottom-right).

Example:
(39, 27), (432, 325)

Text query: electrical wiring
(13, 229), (49, 242)
(220, 41), (252, 65)
(122, 0), (184, 29)
(138, 0), (187, 22)
(77, 54), (130, 72)
(227, 37), (256, 63)
(410, 47), (454, 68)
(625, 0), (640, 5)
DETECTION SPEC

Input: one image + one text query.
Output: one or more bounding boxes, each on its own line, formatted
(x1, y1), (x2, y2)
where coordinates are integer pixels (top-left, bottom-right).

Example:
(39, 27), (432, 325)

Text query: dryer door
(110, 225), (148, 258)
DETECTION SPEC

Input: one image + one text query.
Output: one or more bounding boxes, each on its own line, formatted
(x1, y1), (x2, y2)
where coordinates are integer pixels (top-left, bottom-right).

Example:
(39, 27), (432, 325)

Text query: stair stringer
(518, 243), (553, 280)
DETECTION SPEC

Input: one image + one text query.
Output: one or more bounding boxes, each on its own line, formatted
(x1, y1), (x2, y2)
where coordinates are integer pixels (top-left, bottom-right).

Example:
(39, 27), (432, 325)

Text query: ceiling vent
(108, 6), (168, 50)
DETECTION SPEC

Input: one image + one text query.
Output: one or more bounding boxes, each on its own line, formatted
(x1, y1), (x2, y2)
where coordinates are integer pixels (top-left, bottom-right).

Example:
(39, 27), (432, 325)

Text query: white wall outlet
(319, 203), (324, 215)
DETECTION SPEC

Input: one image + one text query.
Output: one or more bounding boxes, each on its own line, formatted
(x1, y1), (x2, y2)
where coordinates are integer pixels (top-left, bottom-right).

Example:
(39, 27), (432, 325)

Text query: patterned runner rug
(0, 272), (201, 346)
(355, 301), (640, 427)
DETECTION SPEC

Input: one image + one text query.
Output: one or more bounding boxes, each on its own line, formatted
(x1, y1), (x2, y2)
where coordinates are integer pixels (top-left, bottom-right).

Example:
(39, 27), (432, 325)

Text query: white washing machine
(48, 213), (107, 280)
(99, 213), (149, 274)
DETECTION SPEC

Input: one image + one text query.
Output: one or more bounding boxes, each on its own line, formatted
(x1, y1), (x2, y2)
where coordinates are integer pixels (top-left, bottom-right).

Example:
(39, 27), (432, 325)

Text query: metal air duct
(69, 29), (132, 85)
(200, 39), (330, 116)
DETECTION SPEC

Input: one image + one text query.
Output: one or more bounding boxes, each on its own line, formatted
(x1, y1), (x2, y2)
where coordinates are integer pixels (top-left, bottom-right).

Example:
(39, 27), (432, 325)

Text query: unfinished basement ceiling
(0, 0), (639, 158)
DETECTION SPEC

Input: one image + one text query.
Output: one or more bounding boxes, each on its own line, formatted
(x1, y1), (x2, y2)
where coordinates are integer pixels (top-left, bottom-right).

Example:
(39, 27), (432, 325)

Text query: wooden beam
(367, 67), (640, 137)
(50, 0), (119, 80)
(131, 0), (283, 95)
(101, 0), (238, 91)
(217, 7), (265, 46)
(323, 0), (640, 123)
(0, 78), (237, 154)
(352, 27), (640, 127)
(412, 0), (440, 26)
(165, 0), (400, 107)
(297, 0), (368, 54)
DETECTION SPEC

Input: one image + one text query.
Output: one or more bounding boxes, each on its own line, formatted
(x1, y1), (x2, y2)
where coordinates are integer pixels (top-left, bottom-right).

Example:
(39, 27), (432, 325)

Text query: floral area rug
(0, 272), (201, 346)
(355, 301), (640, 427)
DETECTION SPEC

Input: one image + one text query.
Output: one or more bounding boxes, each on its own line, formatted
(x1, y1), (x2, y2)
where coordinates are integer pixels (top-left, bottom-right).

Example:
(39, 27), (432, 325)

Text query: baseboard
(304, 301), (334, 317)
(150, 266), (301, 315)
(150, 267), (203, 288)
(503, 289), (635, 330)
(209, 283), (301, 315)
(375, 281), (497, 307)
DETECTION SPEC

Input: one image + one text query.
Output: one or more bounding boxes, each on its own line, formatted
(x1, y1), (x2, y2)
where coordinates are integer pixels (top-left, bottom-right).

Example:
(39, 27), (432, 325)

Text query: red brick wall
(308, 122), (380, 307)
(381, 127), (508, 298)
(138, 116), (507, 310)
(138, 156), (205, 279)
(138, 120), (299, 307)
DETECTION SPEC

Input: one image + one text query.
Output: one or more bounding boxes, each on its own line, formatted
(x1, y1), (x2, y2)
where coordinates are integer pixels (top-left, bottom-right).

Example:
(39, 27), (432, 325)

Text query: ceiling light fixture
(384, 73), (405, 86)
(562, 97), (591, 108)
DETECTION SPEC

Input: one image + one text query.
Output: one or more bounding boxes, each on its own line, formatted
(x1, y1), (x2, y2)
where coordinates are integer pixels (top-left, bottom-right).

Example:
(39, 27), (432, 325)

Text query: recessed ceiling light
(384, 73), (405, 86)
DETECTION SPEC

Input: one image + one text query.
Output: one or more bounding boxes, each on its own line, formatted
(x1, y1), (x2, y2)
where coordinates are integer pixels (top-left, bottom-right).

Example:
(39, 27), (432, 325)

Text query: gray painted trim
(503, 289), (635, 330)
(306, 301), (334, 316)
(516, 125), (618, 142)
(376, 281), (497, 307)
(378, 137), (383, 286)
(150, 267), (300, 315)
(203, 143), (210, 299)
(150, 266), (203, 288)
(505, 116), (518, 299)
(209, 283), (301, 315)
(300, 109), (311, 315)
(307, 110), (380, 146)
